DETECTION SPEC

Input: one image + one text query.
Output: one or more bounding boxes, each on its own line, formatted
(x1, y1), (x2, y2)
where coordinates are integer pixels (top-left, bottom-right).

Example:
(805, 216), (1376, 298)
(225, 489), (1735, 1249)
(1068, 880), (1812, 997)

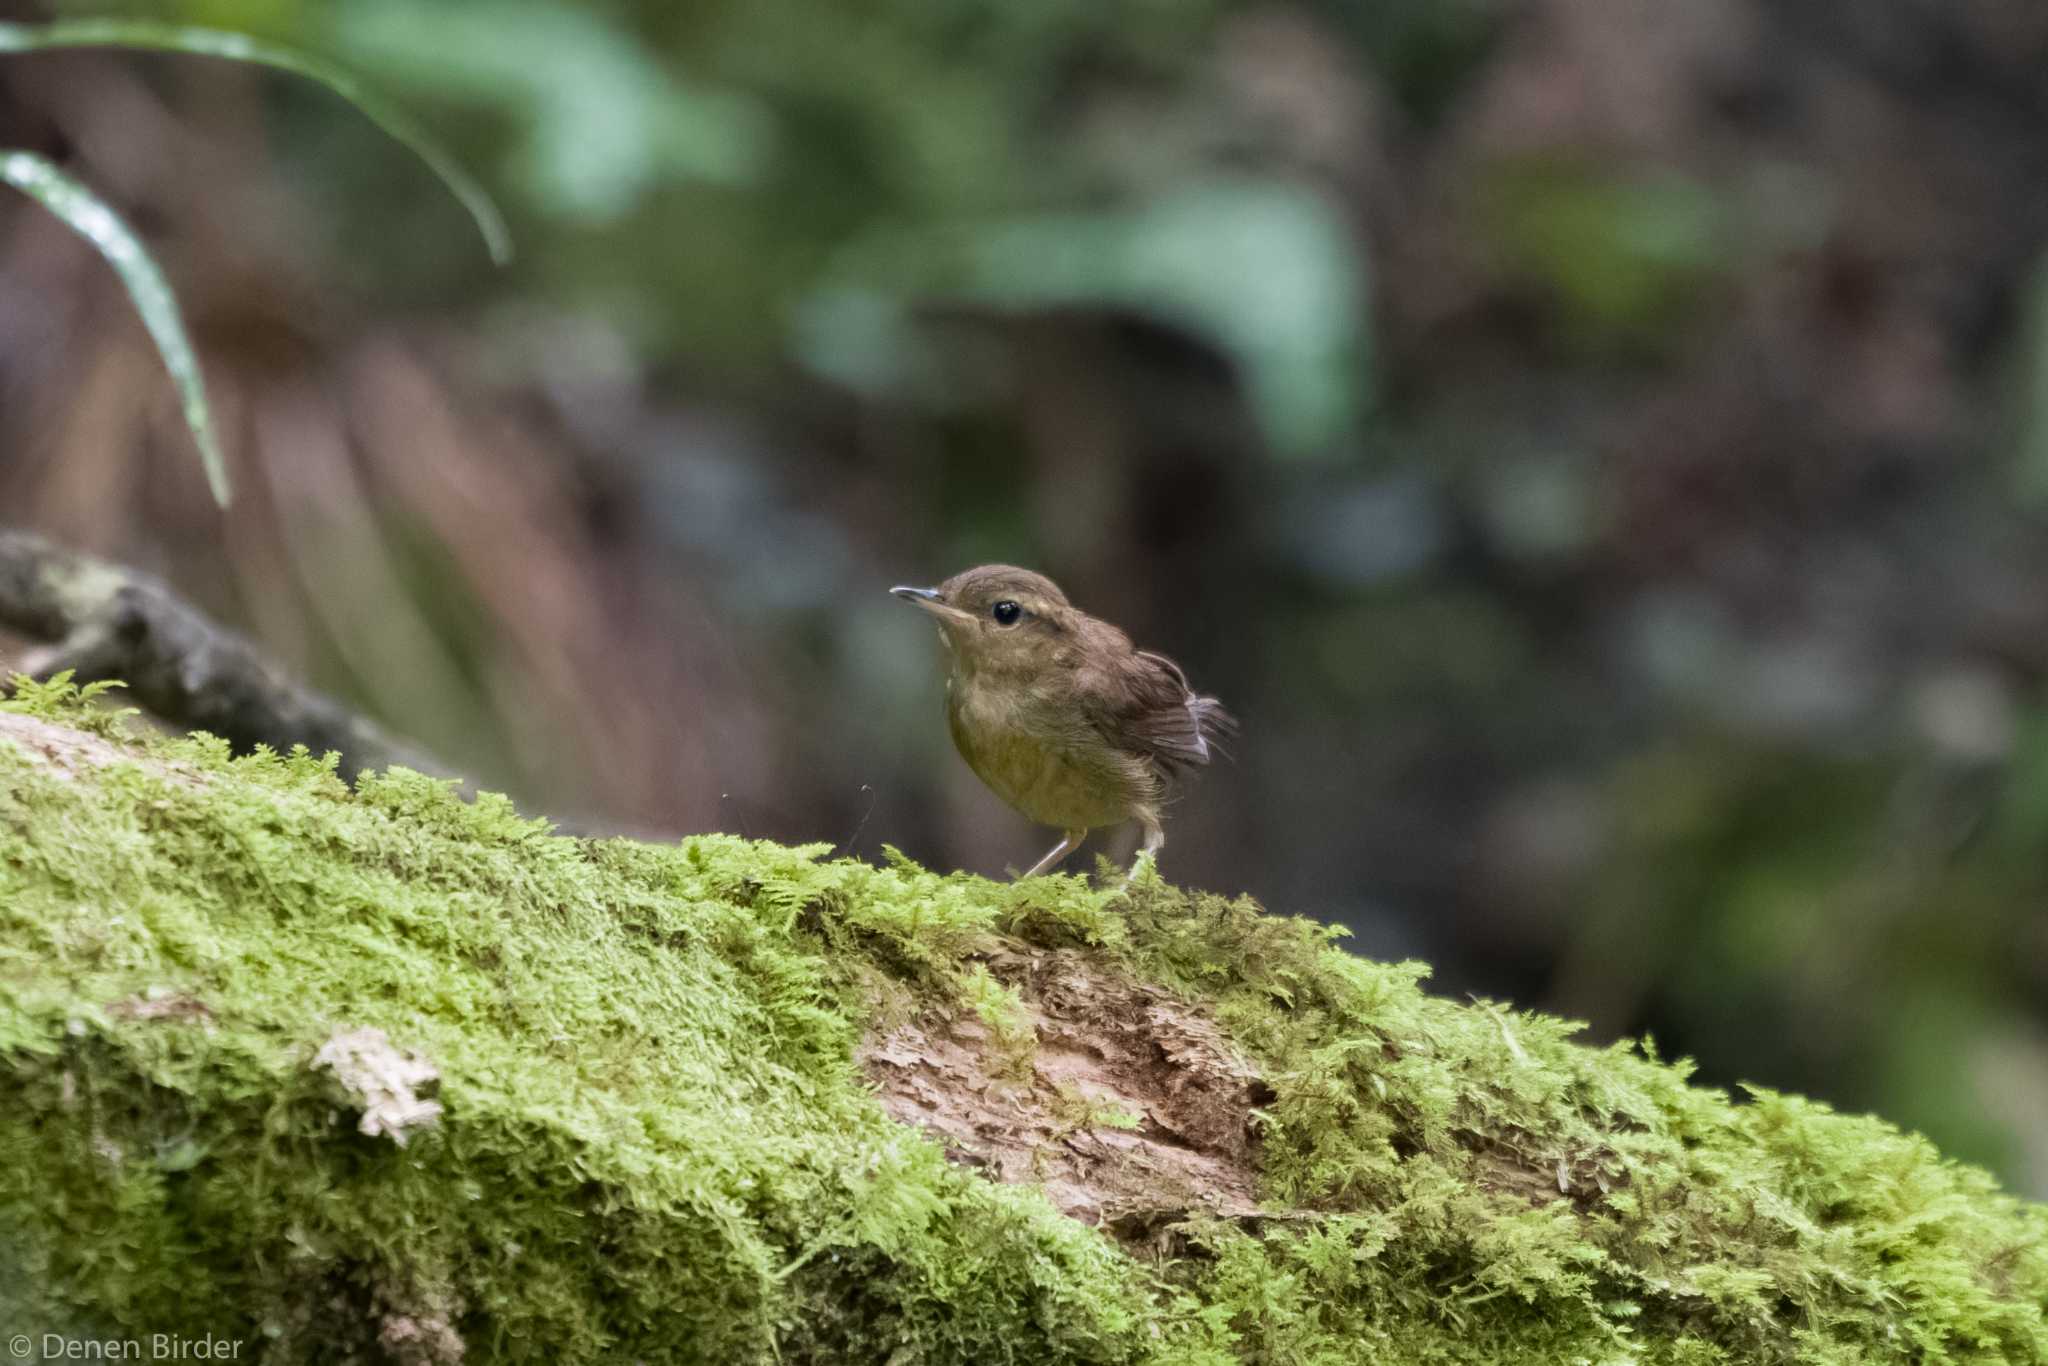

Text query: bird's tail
(1139, 649), (1237, 765)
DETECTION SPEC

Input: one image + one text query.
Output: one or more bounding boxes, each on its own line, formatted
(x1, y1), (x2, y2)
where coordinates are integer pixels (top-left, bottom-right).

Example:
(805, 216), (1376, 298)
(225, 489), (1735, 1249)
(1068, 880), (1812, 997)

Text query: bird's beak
(891, 585), (971, 625)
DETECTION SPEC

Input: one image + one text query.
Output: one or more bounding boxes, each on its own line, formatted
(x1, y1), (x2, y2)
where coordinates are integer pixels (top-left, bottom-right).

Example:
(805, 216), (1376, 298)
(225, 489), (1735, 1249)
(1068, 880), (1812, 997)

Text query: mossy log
(2, 680), (2044, 1365)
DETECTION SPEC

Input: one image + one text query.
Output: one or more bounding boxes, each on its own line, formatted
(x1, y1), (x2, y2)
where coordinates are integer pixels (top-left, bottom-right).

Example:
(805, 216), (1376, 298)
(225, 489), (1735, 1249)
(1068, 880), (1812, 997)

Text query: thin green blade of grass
(0, 19), (511, 267)
(0, 150), (231, 506)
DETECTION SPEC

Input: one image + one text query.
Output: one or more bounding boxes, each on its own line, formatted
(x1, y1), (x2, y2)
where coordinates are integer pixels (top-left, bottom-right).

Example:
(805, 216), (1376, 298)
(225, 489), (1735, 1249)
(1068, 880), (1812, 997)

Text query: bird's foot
(1018, 829), (1087, 880)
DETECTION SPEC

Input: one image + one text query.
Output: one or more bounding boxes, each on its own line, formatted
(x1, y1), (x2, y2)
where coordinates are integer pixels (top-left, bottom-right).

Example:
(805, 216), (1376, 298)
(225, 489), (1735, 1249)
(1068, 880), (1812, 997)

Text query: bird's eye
(991, 600), (1022, 626)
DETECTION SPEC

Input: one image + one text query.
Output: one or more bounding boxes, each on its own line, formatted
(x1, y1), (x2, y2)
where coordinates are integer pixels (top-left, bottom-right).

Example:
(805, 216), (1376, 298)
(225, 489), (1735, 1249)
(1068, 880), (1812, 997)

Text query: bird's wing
(1077, 647), (1235, 773)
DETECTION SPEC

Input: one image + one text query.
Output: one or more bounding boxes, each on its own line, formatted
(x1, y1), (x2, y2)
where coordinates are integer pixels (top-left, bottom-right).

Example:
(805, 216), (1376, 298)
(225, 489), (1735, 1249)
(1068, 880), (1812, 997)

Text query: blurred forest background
(2, 0), (2046, 1198)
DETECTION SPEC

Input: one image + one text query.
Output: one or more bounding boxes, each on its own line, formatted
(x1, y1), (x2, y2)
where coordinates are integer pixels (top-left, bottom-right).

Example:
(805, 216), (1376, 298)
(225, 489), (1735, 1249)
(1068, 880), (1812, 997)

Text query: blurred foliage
(331, 1), (766, 221)
(806, 178), (1365, 455)
(0, 148), (228, 499)
(101, 0), (1367, 450)
(0, 16), (511, 261)
(0, 11), (519, 504)
(1480, 163), (1738, 354)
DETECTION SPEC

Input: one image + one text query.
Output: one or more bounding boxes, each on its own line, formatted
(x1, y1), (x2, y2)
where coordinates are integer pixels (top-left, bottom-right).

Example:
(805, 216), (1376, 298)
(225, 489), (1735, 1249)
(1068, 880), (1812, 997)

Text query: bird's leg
(1126, 815), (1166, 885)
(1020, 829), (1087, 879)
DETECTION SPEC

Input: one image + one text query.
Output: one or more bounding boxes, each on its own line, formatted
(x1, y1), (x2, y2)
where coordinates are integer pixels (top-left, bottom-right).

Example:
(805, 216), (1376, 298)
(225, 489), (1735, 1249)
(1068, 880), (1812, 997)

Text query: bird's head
(891, 565), (1073, 679)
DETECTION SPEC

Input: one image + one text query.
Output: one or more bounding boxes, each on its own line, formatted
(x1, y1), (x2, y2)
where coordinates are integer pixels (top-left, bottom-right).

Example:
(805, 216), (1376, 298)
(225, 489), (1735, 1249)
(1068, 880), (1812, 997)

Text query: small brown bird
(892, 565), (1234, 878)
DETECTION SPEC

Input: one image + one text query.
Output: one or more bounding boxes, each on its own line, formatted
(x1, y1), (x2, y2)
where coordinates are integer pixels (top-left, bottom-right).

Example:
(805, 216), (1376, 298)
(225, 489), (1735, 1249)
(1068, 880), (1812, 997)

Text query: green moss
(4, 670), (138, 737)
(2, 690), (2043, 1364)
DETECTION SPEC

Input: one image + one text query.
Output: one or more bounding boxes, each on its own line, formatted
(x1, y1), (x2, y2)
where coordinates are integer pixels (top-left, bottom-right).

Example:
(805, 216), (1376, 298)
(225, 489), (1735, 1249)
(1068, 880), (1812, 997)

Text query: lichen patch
(0, 708), (202, 785)
(106, 989), (215, 1025)
(312, 1026), (444, 1145)
(0, 711), (139, 780)
(861, 946), (1267, 1233)
(377, 1303), (466, 1366)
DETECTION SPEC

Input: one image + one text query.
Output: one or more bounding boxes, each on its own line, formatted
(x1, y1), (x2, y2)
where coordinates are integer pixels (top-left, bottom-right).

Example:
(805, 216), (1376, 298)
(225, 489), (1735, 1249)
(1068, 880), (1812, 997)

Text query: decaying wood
(862, 946), (1271, 1234)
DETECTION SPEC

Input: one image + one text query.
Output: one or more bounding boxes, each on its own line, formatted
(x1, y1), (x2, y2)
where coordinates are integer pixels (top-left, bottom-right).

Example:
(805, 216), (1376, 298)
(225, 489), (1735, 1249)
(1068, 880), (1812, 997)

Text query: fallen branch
(0, 527), (446, 780)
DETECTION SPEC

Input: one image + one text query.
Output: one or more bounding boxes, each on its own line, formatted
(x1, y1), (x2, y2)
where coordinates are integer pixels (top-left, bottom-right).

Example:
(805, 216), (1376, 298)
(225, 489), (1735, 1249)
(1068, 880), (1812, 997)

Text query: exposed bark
(863, 946), (1270, 1232)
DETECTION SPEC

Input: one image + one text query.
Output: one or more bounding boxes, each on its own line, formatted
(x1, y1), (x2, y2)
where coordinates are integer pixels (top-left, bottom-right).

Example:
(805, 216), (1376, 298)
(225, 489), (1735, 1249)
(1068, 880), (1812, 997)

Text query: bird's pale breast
(946, 676), (1150, 831)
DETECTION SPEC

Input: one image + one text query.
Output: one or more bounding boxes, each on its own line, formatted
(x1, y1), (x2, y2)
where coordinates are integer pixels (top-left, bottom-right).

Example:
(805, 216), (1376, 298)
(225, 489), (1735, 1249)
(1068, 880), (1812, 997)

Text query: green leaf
(0, 18), (511, 266)
(797, 180), (1368, 459)
(329, 0), (770, 222)
(0, 151), (231, 506)
(961, 181), (1369, 458)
